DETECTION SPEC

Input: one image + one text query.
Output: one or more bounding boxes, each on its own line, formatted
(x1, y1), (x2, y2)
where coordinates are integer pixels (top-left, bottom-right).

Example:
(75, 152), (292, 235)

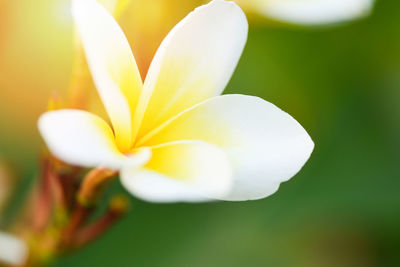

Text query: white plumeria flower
(39, 0), (314, 202)
(0, 232), (28, 265)
(236, 0), (375, 25)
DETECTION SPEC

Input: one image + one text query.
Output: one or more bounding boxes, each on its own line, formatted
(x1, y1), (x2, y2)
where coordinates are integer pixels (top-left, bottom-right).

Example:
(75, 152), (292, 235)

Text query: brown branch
(77, 168), (118, 206)
(69, 195), (129, 248)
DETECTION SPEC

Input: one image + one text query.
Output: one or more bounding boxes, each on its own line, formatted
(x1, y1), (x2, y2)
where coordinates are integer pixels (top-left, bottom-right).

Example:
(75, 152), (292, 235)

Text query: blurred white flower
(39, 0), (313, 203)
(236, 0), (375, 25)
(0, 232), (28, 266)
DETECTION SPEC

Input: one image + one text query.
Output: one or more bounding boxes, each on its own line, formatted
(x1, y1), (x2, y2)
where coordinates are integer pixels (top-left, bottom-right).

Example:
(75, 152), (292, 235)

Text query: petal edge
(141, 94), (314, 201)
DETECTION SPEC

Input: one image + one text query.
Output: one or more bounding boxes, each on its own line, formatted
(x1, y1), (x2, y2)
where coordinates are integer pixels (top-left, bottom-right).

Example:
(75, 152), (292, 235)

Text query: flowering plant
(0, 0), (377, 266)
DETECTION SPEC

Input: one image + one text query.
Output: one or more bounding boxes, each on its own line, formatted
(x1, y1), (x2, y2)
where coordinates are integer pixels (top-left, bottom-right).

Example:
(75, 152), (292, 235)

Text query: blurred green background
(1, 0), (400, 266)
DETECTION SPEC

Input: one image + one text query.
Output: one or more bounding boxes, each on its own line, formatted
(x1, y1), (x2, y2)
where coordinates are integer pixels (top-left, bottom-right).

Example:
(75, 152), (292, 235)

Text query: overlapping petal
(39, 110), (150, 170)
(138, 95), (314, 201)
(237, 0), (375, 25)
(132, 0), (248, 141)
(72, 0), (143, 151)
(121, 140), (231, 202)
(97, 0), (131, 17)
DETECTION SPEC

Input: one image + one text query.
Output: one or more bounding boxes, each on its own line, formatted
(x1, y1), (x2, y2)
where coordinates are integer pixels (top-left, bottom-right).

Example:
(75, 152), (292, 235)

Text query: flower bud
(0, 161), (17, 216)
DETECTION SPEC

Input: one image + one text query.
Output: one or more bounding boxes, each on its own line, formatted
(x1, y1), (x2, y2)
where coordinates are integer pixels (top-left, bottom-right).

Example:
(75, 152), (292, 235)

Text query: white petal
(0, 232), (27, 266)
(139, 95), (314, 201)
(97, 0), (124, 16)
(238, 0), (375, 25)
(38, 110), (150, 170)
(72, 0), (143, 151)
(121, 141), (232, 203)
(96, 0), (119, 14)
(132, 0), (248, 140)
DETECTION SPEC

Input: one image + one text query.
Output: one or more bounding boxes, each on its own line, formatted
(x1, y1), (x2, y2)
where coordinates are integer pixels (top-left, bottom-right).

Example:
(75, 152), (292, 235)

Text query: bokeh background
(1, 0), (400, 266)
